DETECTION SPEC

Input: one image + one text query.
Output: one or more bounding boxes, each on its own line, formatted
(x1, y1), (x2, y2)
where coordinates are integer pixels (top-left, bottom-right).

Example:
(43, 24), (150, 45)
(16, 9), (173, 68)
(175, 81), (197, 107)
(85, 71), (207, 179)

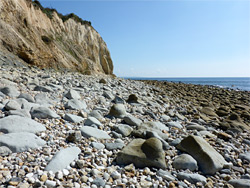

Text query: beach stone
(170, 138), (182, 146)
(143, 121), (169, 132)
(108, 104), (127, 118)
(88, 110), (104, 121)
(116, 138), (166, 169)
(228, 179), (250, 188)
(239, 152), (250, 163)
(156, 169), (175, 181)
(145, 131), (169, 149)
(0, 86), (20, 97)
(18, 93), (35, 103)
(166, 121), (183, 129)
(93, 177), (106, 187)
(45, 147), (81, 172)
(0, 132), (46, 152)
(200, 107), (218, 117)
(103, 90), (114, 99)
(64, 99), (87, 110)
(123, 115), (142, 127)
(91, 142), (105, 150)
(177, 172), (207, 184)
(34, 93), (52, 107)
(80, 126), (111, 139)
(45, 180), (57, 188)
(113, 95), (125, 104)
(161, 114), (171, 122)
(34, 85), (53, 92)
(0, 115), (46, 133)
(7, 109), (31, 118)
(99, 78), (107, 84)
(105, 140), (125, 150)
(127, 94), (139, 103)
(30, 106), (60, 119)
(84, 117), (103, 128)
(4, 100), (21, 111)
(64, 114), (84, 123)
(0, 146), (12, 156)
(173, 154), (198, 171)
(114, 124), (133, 137)
(186, 123), (206, 131)
(177, 135), (226, 175)
(65, 89), (81, 100)
(66, 130), (82, 143)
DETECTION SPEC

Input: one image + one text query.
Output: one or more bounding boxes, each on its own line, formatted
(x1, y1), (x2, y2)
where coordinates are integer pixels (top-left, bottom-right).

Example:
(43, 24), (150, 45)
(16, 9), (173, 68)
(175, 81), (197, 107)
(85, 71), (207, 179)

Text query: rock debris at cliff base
(0, 63), (250, 188)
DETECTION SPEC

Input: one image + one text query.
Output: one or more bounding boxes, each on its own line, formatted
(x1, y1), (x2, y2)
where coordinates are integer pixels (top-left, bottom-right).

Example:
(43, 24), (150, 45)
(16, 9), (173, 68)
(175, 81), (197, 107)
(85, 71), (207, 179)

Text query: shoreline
(0, 64), (250, 187)
(124, 77), (250, 92)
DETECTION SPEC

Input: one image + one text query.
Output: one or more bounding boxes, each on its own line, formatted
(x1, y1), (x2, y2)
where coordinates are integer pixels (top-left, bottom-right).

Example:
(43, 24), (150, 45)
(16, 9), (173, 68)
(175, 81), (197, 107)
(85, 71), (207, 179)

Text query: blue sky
(40, 0), (250, 77)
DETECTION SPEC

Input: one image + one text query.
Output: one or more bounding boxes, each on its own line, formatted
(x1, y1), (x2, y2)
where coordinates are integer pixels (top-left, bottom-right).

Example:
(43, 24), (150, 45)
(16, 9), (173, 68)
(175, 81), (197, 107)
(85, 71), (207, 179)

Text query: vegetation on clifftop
(32, 0), (91, 26)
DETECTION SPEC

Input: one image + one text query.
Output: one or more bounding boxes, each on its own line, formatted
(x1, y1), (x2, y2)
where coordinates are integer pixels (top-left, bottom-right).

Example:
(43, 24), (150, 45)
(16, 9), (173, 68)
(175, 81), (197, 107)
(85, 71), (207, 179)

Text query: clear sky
(40, 0), (250, 77)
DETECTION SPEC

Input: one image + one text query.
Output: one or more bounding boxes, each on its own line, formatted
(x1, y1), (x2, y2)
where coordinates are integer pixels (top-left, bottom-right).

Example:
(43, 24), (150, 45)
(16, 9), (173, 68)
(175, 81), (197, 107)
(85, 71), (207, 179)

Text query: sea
(125, 77), (250, 91)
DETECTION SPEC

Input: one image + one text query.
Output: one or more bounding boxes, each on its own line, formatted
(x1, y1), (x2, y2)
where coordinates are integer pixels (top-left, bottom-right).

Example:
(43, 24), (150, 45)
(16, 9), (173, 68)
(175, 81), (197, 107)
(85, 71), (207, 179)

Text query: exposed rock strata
(0, 0), (113, 75)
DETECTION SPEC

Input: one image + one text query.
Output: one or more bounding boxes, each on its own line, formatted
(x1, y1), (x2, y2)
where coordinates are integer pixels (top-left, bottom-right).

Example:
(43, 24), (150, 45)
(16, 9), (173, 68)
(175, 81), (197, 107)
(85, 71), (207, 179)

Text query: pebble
(0, 64), (249, 188)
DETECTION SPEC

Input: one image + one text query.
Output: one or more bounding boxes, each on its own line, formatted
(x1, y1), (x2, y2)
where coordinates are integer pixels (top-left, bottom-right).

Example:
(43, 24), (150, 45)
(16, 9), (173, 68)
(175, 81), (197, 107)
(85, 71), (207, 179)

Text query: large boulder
(177, 135), (226, 175)
(116, 138), (166, 169)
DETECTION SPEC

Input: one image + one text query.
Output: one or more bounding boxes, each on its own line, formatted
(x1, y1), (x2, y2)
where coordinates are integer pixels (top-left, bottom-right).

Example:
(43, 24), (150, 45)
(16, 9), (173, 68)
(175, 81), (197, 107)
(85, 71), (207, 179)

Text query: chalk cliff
(0, 0), (114, 75)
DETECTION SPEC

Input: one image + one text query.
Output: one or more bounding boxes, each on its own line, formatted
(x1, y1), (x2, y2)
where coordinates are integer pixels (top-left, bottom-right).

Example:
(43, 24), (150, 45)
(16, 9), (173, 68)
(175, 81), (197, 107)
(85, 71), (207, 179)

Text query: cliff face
(0, 0), (114, 75)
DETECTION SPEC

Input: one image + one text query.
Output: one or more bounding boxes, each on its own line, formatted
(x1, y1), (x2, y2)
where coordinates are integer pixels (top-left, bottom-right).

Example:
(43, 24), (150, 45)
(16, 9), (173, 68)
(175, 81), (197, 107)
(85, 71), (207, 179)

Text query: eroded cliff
(0, 0), (114, 75)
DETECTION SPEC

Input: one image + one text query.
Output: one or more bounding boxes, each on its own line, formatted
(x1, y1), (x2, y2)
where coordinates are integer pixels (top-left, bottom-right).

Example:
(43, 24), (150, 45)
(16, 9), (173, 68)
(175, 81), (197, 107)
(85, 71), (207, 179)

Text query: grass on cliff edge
(31, 0), (91, 26)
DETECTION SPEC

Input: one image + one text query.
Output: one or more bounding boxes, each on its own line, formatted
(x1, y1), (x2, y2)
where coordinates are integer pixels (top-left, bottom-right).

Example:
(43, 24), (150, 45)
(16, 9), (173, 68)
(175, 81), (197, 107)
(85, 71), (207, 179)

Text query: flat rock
(239, 152), (250, 163)
(30, 106), (60, 119)
(64, 114), (84, 123)
(80, 126), (111, 139)
(34, 85), (53, 92)
(45, 147), (81, 172)
(123, 115), (142, 127)
(64, 99), (87, 110)
(177, 172), (207, 184)
(186, 123), (206, 131)
(18, 93), (35, 103)
(108, 104), (127, 118)
(88, 110), (104, 121)
(0, 132), (46, 152)
(91, 142), (105, 150)
(200, 107), (218, 117)
(177, 135), (226, 175)
(116, 138), (166, 169)
(114, 124), (133, 137)
(173, 154), (198, 171)
(166, 121), (183, 129)
(105, 142), (125, 150)
(4, 100), (22, 111)
(0, 86), (20, 97)
(65, 89), (81, 100)
(34, 93), (52, 107)
(228, 179), (250, 188)
(0, 146), (12, 156)
(0, 115), (46, 133)
(143, 121), (169, 132)
(84, 117), (103, 128)
(7, 109), (31, 118)
(156, 169), (175, 181)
